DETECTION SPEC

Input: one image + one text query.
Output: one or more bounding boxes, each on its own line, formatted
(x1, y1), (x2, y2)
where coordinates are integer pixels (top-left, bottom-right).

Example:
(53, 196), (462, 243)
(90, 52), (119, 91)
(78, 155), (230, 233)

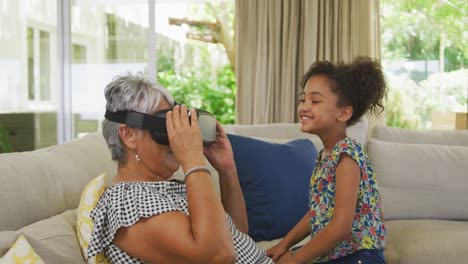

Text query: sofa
(1, 118), (467, 263)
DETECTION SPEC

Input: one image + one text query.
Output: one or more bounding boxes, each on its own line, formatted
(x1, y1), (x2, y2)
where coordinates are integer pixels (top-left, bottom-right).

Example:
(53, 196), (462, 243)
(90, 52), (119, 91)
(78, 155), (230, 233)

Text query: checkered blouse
(87, 180), (273, 264)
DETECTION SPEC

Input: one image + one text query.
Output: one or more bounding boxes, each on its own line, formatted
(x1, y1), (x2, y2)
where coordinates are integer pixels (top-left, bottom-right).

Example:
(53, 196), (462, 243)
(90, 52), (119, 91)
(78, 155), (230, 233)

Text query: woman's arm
(114, 106), (236, 264)
(218, 166), (249, 233)
(114, 171), (236, 264)
(204, 121), (248, 233)
(283, 154), (360, 264)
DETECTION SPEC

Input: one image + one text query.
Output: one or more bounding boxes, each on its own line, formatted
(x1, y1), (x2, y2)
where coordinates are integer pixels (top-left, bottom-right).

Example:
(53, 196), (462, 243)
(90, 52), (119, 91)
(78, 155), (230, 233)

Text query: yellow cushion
(0, 235), (45, 264)
(77, 173), (109, 264)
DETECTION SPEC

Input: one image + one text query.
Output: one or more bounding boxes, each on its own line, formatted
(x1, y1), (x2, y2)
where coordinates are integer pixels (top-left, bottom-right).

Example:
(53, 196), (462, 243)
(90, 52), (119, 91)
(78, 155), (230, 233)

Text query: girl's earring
(135, 154), (141, 162)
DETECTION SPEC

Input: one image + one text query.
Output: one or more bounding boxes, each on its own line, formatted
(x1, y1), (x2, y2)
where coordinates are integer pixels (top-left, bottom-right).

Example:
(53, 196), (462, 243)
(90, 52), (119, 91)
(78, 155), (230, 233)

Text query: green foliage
(0, 126), (11, 153)
(381, 0), (467, 70)
(381, 0), (467, 129)
(385, 86), (420, 129)
(157, 65), (236, 124)
(156, 46), (175, 73)
(155, 2), (237, 125)
(385, 69), (467, 128)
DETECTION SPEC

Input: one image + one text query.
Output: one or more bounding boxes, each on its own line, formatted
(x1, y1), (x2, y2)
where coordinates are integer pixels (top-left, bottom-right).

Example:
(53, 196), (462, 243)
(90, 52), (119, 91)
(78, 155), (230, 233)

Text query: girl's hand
(203, 121), (236, 173)
(266, 242), (289, 262)
(276, 250), (297, 264)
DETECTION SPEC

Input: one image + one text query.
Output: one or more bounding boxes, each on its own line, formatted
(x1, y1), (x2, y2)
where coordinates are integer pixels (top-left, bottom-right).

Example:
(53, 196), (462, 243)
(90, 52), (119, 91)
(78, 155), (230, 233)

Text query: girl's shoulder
(333, 137), (363, 153)
(331, 137), (367, 163)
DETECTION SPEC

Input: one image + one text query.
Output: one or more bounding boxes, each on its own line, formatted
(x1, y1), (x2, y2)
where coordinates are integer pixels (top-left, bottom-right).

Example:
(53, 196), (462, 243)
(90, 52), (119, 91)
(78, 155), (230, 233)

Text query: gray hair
(102, 73), (174, 163)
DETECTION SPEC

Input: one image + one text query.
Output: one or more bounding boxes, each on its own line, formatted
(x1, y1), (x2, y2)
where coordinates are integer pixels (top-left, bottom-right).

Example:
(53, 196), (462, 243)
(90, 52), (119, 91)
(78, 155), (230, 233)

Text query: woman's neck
(114, 162), (166, 184)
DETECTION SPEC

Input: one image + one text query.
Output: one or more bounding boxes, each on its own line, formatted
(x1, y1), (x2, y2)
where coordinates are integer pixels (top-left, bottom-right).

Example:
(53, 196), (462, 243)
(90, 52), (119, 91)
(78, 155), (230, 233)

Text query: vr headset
(105, 108), (217, 146)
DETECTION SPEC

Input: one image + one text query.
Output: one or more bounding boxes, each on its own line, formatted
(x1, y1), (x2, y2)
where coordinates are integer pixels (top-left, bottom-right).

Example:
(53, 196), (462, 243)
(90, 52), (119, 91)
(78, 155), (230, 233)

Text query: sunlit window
(1, 0), (235, 152)
(381, 0), (467, 130)
(27, 27), (51, 101)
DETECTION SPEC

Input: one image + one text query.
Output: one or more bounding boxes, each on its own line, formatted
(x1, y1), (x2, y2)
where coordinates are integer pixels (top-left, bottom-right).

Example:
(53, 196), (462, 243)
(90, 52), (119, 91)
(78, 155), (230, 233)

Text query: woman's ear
(118, 125), (137, 149)
(338, 106), (353, 123)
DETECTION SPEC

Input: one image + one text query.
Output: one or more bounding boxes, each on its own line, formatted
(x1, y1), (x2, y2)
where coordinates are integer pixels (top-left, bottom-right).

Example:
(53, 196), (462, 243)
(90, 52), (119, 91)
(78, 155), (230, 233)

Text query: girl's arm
(266, 211), (311, 261)
(285, 153), (360, 264)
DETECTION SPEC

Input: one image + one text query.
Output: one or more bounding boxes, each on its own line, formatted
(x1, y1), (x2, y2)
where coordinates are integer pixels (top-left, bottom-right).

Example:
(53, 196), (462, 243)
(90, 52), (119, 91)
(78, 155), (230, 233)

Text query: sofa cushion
(224, 117), (368, 149)
(372, 125), (468, 146)
(0, 132), (116, 231)
(0, 232), (15, 257)
(0, 210), (84, 264)
(385, 219), (468, 264)
(0, 235), (45, 264)
(227, 134), (317, 241)
(367, 139), (468, 220)
(77, 173), (109, 264)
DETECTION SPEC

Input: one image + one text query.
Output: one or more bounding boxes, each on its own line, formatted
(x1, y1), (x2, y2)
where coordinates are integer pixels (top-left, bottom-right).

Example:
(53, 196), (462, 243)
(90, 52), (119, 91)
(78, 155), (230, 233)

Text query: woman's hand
(203, 121), (236, 173)
(166, 105), (205, 170)
(266, 241), (289, 262)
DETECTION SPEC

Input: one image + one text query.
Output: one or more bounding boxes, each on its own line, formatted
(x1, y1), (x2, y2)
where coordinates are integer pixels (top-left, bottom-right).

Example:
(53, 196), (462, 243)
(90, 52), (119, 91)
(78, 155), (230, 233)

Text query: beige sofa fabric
(0, 133), (116, 231)
(2, 119), (467, 264)
(0, 210), (84, 264)
(372, 125), (468, 146)
(224, 117), (368, 148)
(368, 139), (468, 220)
(385, 220), (468, 264)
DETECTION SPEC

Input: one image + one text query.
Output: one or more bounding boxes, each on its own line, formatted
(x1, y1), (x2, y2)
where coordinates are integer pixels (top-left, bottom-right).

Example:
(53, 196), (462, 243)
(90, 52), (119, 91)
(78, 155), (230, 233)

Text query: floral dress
(309, 137), (386, 262)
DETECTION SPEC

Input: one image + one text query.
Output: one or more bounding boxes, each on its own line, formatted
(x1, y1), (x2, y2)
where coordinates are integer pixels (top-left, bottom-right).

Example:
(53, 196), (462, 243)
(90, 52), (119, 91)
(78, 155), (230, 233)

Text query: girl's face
(297, 75), (343, 135)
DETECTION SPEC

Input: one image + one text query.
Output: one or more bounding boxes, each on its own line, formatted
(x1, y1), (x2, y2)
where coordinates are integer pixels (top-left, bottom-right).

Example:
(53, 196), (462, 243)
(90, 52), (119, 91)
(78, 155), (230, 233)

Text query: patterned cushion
(77, 173), (109, 264)
(0, 235), (44, 264)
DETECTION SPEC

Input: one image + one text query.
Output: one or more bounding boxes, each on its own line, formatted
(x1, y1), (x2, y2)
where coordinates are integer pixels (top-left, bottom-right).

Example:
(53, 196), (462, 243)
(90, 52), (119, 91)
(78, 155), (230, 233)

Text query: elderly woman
(87, 74), (273, 264)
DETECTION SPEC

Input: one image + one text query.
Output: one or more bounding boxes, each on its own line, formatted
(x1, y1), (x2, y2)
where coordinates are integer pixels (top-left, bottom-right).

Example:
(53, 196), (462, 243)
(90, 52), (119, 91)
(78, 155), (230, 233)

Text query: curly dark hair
(300, 56), (388, 126)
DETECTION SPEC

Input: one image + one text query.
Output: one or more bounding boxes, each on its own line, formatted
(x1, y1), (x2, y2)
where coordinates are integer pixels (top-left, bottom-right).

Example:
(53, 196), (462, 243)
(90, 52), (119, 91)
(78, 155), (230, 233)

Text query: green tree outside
(156, 2), (237, 124)
(381, 0), (467, 129)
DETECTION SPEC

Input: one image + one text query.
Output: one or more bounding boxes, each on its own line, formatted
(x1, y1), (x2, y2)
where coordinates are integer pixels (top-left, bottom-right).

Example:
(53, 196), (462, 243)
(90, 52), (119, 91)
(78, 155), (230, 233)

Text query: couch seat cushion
(0, 210), (84, 264)
(385, 219), (468, 264)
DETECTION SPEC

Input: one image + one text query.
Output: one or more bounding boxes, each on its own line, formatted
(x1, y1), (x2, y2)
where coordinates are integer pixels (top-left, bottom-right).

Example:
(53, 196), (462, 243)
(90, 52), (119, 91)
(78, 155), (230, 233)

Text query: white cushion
(0, 235), (45, 264)
(0, 210), (84, 264)
(0, 132), (116, 231)
(385, 219), (468, 264)
(367, 139), (468, 220)
(224, 117), (368, 149)
(372, 125), (468, 146)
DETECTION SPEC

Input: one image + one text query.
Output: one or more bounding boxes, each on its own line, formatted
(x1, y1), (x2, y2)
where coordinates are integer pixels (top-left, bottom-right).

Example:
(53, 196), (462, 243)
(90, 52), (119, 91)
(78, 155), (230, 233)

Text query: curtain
(235, 0), (381, 126)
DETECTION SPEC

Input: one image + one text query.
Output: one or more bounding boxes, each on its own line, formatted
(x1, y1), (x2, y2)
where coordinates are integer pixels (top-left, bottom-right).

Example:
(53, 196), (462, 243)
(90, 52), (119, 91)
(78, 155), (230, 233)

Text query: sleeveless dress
(309, 137), (386, 262)
(87, 180), (273, 264)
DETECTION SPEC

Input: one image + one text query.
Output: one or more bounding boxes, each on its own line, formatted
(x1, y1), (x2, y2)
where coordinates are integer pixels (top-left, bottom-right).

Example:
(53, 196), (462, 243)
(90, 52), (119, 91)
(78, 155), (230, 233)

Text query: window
(0, 0), (236, 152)
(381, 0), (467, 130)
(72, 44), (87, 63)
(27, 27), (51, 101)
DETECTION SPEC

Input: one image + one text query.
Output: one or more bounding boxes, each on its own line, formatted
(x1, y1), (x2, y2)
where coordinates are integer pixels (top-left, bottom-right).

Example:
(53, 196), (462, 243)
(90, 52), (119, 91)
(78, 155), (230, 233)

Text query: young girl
(266, 57), (387, 264)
